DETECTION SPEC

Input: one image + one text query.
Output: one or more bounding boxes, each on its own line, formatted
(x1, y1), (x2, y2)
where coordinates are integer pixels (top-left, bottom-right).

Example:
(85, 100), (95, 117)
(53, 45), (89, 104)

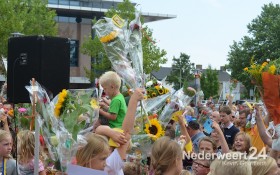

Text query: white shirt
(105, 149), (124, 175)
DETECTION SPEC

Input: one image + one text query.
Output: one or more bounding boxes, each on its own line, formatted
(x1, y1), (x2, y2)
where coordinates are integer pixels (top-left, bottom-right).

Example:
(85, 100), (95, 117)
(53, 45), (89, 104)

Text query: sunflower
(154, 85), (160, 90)
(54, 89), (68, 117)
(146, 89), (151, 96)
(157, 88), (164, 95)
(151, 92), (157, 98)
(90, 99), (99, 109)
(99, 30), (118, 43)
(144, 119), (165, 141)
(171, 110), (183, 122)
(268, 65), (276, 75)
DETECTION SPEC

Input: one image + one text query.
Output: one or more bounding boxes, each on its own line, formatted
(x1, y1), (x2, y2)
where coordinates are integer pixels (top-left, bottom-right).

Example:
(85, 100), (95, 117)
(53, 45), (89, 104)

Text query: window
(70, 40), (79, 67)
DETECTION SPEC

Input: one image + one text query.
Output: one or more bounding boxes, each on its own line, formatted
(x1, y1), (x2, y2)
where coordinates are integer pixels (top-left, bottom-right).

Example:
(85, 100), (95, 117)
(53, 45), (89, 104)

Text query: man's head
(192, 159), (211, 175)
(219, 106), (232, 126)
(238, 109), (250, 128)
(187, 120), (201, 137)
(210, 111), (220, 123)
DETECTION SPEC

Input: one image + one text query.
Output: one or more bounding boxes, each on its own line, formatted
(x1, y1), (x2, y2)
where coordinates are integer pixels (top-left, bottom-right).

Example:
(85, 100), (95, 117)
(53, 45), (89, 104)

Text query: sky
(133, 0), (278, 70)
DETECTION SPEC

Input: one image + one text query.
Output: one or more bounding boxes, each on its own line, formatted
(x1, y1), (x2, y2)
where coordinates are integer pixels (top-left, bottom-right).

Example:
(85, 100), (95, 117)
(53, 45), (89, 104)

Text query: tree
(81, 0), (167, 81)
(0, 0), (57, 74)
(227, 3), (280, 95)
(167, 53), (195, 90)
(200, 66), (219, 99)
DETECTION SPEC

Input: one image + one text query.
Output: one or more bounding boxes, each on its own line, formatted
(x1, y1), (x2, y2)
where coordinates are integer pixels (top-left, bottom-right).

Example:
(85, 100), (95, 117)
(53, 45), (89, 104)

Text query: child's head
(17, 130), (35, 163)
(123, 162), (140, 175)
(232, 132), (252, 154)
(0, 130), (12, 158)
(76, 133), (110, 171)
(199, 136), (217, 154)
(99, 71), (121, 98)
(185, 106), (195, 117)
(180, 170), (191, 175)
(251, 156), (280, 175)
(151, 136), (183, 175)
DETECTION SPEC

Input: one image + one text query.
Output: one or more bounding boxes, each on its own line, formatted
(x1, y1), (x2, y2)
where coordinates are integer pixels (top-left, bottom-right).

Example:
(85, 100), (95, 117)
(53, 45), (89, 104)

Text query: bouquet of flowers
(244, 58), (280, 150)
(26, 82), (99, 172)
(244, 58), (280, 123)
(93, 14), (137, 89)
(94, 12), (153, 131)
(158, 86), (196, 127)
(145, 80), (169, 98)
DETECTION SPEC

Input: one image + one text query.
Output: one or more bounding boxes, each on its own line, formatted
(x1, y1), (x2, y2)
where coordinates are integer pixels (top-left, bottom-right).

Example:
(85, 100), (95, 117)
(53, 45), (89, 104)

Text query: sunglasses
(193, 161), (210, 169)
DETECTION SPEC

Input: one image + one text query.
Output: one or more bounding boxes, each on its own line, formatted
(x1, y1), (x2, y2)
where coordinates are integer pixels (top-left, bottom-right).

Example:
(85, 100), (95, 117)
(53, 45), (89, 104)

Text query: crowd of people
(0, 71), (279, 175)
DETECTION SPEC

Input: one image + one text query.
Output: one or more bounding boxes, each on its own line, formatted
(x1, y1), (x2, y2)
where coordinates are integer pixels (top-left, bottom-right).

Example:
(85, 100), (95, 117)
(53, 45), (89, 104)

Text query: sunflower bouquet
(93, 14), (138, 90)
(145, 80), (170, 98)
(53, 89), (96, 141)
(33, 86), (98, 172)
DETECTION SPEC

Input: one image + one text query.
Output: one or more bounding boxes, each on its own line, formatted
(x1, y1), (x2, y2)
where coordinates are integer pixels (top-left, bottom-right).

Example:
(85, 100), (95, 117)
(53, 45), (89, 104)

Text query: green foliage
(200, 66), (219, 99)
(167, 53), (195, 90)
(227, 3), (280, 95)
(81, 0), (167, 81)
(0, 0), (57, 75)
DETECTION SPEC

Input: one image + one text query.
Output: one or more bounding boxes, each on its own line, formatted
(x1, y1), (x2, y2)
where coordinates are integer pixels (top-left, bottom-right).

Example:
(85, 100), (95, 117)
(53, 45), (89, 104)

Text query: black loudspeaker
(7, 36), (70, 103)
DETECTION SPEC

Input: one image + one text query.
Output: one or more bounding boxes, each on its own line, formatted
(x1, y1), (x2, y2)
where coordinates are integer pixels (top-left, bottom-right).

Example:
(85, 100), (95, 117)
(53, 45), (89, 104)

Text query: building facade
(48, 0), (176, 88)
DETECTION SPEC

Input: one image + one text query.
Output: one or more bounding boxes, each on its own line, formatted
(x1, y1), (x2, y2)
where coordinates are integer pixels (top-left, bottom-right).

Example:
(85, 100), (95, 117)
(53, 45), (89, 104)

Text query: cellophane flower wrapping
(93, 14), (137, 89)
(159, 88), (195, 128)
(128, 11), (144, 88)
(26, 83), (99, 172)
(134, 92), (171, 133)
(131, 134), (153, 159)
(94, 11), (152, 130)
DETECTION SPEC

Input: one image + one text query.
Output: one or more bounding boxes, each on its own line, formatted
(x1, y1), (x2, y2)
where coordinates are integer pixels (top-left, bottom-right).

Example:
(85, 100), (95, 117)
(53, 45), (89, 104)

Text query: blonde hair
(185, 106), (194, 117)
(123, 162), (140, 175)
(198, 136), (217, 152)
(209, 152), (252, 175)
(0, 130), (12, 158)
(180, 170), (191, 175)
(17, 130), (36, 163)
(76, 133), (109, 167)
(232, 132), (252, 154)
(99, 71), (121, 89)
(151, 136), (182, 175)
(251, 156), (278, 175)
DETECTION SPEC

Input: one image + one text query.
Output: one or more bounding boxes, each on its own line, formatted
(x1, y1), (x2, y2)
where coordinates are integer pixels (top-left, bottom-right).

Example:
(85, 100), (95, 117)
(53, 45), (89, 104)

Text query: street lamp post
(193, 69), (202, 106)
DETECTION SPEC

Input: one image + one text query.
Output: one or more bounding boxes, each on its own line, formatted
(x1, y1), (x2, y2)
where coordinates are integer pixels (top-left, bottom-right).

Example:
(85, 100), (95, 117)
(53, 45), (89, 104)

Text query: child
(150, 136), (183, 175)
(17, 130), (46, 175)
(0, 130), (17, 175)
(75, 88), (144, 175)
(198, 136), (217, 154)
(232, 131), (252, 154)
(98, 71), (127, 129)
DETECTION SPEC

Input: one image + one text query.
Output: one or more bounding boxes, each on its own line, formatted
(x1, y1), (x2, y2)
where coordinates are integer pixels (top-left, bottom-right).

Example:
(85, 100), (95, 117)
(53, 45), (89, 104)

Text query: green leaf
(72, 120), (86, 141)
(20, 117), (30, 130)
